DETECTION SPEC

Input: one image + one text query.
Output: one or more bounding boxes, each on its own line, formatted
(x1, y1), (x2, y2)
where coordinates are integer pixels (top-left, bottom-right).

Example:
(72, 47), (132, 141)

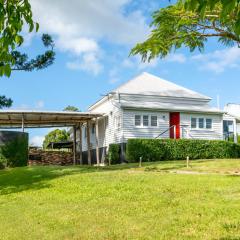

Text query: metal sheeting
(0, 110), (103, 128)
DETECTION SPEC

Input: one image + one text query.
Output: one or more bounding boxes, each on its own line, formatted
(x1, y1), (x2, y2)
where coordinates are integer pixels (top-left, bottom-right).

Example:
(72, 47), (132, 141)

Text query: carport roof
(0, 110), (103, 128)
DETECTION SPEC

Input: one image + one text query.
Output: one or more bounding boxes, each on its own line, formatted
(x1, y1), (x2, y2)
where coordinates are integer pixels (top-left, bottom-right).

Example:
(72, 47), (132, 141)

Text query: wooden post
(101, 116), (106, 164)
(73, 125), (76, 165)
(186, 156), (189, 168)
(87, 121), (91, 165)
(21, 114), (25, 133)
(173, 125), (176, 139)
(139, 156), (142, 168)
(79, 123), (83, 165)
(95, 118), (100, 166)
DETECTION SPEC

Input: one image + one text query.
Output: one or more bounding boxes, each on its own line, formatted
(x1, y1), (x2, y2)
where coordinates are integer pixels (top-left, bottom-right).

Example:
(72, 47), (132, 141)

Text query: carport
(0, 110), (103, 165)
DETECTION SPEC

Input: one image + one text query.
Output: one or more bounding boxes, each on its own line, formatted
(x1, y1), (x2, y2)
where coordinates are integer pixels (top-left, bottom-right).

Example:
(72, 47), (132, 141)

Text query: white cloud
(35, 100), (44, 109)
(192, 47), (240, 73)
(15, 104), (30, 110)
(122, 56), (158, 70)
(57, 37), (99, 56)
(14, 100), (44, 110)
(109, 78), (119, 84)
(138, 58), (158, 70)
(30, 135), (44, 147)
(30, 0), (149, 75)
(122, 58), (135, 68)
(108, 68), (120, 84)
(66, 52), (103, 75)
(165, 53), (186, 63)
(30, 0), (147, 45)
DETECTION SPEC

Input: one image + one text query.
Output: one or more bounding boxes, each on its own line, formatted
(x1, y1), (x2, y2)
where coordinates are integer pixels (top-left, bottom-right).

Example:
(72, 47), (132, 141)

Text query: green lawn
(1, 160), (240, 239)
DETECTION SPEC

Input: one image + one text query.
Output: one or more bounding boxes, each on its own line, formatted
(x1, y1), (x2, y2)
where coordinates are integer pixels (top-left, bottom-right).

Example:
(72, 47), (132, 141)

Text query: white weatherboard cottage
(223, 103), (240, 142)
(78, 72), (224, 163)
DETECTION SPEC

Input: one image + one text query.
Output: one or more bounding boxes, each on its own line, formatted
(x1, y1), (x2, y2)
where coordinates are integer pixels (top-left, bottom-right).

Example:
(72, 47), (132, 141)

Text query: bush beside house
(0, 153), (7, 169)
(108, 144), (120, 165)
(0, 133), (28, 168)
(126, 139), (240, 162)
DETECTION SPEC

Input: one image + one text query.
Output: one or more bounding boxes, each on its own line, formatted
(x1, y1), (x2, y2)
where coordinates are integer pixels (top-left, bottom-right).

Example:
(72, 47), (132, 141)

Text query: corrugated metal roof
(112, 72), (211, 100)
(0, 110), (103, 128)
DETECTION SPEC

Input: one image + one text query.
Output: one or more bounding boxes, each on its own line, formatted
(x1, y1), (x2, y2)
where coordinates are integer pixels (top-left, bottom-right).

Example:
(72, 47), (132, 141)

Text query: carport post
(21, 114), (25, 132)
(95, 118), (100, 165)
(87, 121), (91, 165)
(79, 123), (83, 165)
(73, 125), (77, 165)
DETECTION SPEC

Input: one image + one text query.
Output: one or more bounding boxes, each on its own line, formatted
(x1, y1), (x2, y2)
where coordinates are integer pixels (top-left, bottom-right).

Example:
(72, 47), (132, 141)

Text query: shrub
(1, 133), (28, 167)
(108, 144), (120, 165)
(0, 150), (7, 169)
(238, 134), (240, 144)
(126, 139), (240, 162)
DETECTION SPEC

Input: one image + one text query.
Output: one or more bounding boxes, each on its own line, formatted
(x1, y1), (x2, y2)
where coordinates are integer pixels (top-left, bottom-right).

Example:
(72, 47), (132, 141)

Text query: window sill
(190, 129), (214, 132)
(134, 126), (159, 129)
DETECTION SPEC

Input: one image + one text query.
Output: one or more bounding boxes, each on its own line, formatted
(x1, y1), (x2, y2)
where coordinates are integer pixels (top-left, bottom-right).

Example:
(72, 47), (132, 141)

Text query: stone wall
(29, 149), (73, 165)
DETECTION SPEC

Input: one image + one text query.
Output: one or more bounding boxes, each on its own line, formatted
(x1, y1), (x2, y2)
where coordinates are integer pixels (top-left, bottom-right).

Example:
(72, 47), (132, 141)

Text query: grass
(143, 159), (240, 174)
(0, 159), (240, 239)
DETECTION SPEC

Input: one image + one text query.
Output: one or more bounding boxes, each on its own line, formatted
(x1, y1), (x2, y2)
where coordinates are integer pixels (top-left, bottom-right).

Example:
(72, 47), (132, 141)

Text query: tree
(63, 106), (80, 112)
(0, 1), (56, 108)
(11, 34), (55, 72)
(43, 129), (70, 149)
(0, 33), (55, 108)
(131, 1), (240, 62)
(0, 0), (38, 77)
(0, 96), (12, 109)
(183, 0), (240, 33)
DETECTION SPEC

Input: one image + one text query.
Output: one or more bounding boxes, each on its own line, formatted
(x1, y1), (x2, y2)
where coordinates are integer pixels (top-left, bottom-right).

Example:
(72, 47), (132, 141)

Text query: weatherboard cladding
(80, 106), (122, 151)
(122, 109), (169, 140)
(80, 72), (223, 152)
(180, 113), (223, 140)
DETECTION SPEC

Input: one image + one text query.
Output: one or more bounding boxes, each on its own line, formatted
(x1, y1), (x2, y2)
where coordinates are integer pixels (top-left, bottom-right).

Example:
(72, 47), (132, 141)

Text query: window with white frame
(206, 119), (212, 129)
(135, 115), (141, 126)
(151, 116), (158, 127)
(198, 118), (204, 129)
(191, 117), (213, 129)
(191, 118), (197, 129)
(134, 114), (158, 127)
(143, 115), (149, 126)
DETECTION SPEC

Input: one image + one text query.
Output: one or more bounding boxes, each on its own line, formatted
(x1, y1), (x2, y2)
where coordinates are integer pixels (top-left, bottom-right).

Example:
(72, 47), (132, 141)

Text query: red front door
(169, 112), (180, 139)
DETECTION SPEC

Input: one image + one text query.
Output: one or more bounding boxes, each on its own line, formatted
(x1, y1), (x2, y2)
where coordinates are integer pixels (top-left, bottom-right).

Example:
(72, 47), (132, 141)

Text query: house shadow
(0, 163), (140, 196)
(0, 166), (83, 195)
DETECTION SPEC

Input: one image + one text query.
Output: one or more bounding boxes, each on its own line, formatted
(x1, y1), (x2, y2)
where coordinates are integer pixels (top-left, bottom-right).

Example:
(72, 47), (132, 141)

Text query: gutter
(121, 105), (224, 115)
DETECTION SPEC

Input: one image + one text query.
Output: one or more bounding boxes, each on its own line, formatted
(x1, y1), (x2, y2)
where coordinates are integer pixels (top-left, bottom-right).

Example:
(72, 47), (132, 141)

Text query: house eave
(88, 95), (113, 111)
(121, 105), (224, 115)
(88, 92), (211, 111)
(115, 92), (211, 102)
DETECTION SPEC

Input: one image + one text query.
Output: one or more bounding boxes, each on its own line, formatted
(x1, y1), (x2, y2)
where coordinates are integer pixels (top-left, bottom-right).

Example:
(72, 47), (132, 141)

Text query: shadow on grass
(145, 163), (186, 172)
(2, 159), (234, 196)
(0, 163), (141, 195)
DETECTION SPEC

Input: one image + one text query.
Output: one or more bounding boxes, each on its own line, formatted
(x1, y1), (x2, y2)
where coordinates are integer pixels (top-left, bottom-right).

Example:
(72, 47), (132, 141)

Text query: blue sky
(1, 0), (240, 146)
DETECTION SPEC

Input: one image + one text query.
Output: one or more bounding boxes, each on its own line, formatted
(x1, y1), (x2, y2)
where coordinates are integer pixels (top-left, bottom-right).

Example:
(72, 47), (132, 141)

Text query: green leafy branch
(131, 1), (240, 61)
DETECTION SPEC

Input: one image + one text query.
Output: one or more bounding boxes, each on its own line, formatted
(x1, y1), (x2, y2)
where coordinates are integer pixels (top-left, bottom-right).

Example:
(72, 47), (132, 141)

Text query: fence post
(186, 156), (189, 168)
(139, 156), (142, 168)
